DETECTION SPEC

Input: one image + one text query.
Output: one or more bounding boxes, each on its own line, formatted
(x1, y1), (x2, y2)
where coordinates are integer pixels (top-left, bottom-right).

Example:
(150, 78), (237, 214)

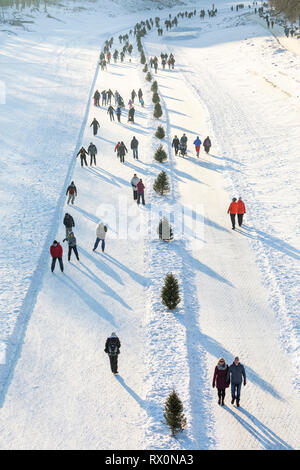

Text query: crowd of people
(49, 8), (249, 391)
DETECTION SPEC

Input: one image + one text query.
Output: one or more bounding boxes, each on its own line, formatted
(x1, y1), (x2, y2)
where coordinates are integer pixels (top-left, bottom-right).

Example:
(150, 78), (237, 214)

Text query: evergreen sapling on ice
(153, 171), (170, 195)
(164, 389), (187, 437)
(154, 145), (167, 163)
(161, 273), (181, 310)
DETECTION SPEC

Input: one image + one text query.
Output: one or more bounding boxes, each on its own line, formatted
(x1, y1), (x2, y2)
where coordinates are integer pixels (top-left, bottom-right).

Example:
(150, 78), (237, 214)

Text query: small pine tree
(153, 171), (170, 195)
(161, 273), (181, 310)
(152, 92), (160, 104)
(155, 125), (165, 139)
(154, 145), (167, 163)
(151, 80), (158, 93)
(164, 389), (187, 437)
(154, 102), (163, 119)
(140, 53), (146, 64)
(143, 64), (148, 73)
(146, 72), (152, 82)
(158, 217), (173, 241)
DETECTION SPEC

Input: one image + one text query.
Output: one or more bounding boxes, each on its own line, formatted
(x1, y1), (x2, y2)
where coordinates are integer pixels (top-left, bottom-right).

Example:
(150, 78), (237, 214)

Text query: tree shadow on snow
(223, 406), (293, 449)
(79, 247), (124, 286)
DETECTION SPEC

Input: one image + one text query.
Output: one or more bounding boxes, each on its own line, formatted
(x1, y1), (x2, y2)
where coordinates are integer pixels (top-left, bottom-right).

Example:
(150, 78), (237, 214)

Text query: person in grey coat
(88, 142), (97, 166)
(226, 357), (246, 407)
(63, 231), (79, 261)
(130, 173), (139, 200)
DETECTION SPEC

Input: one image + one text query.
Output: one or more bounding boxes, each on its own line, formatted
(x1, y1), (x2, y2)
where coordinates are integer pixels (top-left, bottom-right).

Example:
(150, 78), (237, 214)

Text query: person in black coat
(172, 135), (180, 155)
(226, 357), (246, 407)
(104, 332), (121, 374)
(130, 136), (139, 159)
(63, 213), (75, 237)
(90, 118), (100, 136)
(128, 107), (135, 123)
(118, 141), (128, 163)
(76, 147), (88, 167)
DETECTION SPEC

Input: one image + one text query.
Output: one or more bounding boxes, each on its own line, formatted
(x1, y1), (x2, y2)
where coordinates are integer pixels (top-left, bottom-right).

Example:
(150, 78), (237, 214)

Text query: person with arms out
(90, 118), (100, 136)
(212, 357), (229, 406)
(227, 197), (238, 230)
(66, 181), (77, 205)
(76, 146), (88, 167)
(50, 240), (64, 273)
(63, 231), (79, 262)
(226, 356), (246, 407)
(104, 332), (121, 374)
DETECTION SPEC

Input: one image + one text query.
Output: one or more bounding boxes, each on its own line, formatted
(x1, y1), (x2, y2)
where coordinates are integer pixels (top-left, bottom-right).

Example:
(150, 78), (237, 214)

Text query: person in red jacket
(212, 358), (229, 406)
(227, 197), (238, 230)
(237, 197), (246, 227)
(50, 241), (64, 273)
(137, 179), (145, 206)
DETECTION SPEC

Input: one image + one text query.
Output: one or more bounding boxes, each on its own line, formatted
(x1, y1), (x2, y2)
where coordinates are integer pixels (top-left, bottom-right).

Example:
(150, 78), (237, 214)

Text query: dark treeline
(269, 0), (300, 22)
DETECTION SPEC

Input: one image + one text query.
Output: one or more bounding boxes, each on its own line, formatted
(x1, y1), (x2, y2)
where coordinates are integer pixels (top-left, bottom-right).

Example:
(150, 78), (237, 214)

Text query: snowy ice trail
(144, 9), (300, 450)
(0, 39), (155, 448)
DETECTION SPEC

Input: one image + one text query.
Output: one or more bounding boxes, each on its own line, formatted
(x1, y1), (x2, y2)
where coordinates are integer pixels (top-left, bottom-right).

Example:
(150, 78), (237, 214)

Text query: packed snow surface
(0, 0), (299, 450)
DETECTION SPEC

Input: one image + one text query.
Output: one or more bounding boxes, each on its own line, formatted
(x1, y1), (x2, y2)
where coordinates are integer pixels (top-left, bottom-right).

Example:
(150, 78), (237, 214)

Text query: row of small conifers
(134, 13), (198, 438)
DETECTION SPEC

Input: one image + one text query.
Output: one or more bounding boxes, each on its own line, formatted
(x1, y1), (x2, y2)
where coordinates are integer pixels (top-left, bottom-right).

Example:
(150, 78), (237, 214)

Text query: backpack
(104, 225), (108, 233)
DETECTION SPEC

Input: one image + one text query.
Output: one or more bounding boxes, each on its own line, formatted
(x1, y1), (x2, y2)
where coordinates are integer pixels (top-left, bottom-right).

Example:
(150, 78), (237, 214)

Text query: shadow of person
(223, 405), (293, 449)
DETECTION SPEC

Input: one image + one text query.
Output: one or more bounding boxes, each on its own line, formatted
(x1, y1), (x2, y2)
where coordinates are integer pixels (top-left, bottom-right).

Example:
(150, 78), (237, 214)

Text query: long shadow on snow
(0, 34), (105, 409)
(196, 333), (282, 400)
(57, 273), (118, 327)
(191, 157), (242, 174)
(223, 406), (293, 449)
(104, 253), (150, 287)
(80, 247), (124, 286)
(72, 205), (101, 223)
(72, 260), (132, 311)
(210, 153), (245, 166)
(86, 167), (130, 188)
(239, 226), (300, 261)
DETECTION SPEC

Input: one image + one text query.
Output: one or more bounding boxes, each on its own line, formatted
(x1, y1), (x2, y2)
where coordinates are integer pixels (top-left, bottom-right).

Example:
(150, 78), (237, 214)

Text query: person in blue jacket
(226, 356), (246, 407)
(193, 136), (202, 157)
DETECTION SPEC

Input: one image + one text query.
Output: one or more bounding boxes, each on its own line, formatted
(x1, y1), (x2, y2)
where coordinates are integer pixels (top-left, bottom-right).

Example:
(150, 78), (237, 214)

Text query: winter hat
(234, 356), (239, 361)
(53, 240), (58, 246)
(111, 332), (117, 338)
(233, 198), (237, 202)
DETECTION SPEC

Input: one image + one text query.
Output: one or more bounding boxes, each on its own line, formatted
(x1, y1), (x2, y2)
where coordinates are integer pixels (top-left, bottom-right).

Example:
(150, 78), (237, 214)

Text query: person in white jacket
(131, 173), (139, 201)
(93, 222), (107, 252)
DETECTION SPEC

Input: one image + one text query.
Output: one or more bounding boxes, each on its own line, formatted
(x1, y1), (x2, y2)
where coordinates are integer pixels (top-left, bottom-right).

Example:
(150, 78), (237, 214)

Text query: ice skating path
(143, 20), (300, 449)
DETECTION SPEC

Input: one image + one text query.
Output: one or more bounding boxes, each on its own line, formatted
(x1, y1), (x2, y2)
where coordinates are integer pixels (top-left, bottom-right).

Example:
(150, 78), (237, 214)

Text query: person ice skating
(88, 142), (97, 166)
(101, 90), (107, 106)
(180, 134), (188, 157)
(50, 240), (64, 273)
(90, 118), (100, 136)
(63, 231), (79, 262)
(93, 89), (100, 106)
(227, 197), (238, 230)
(114, 141), (121, 159)
(107, 105), (115, 121)
(93, 222), (107, 253)
(128, 99), (133, 109)
(237, 197), (246, 227)
(63, 212), (75, 237)
(226, 357), (246, 407)
(66, 181), (77, 205)
(116, 106), (121, 122)
(203, 136), (211, 153)
(138, 88), (143, 101)
(128, 107), (135, 123)
(131, 136), (139, 159)
(154, 61), (158, 73)
(107, 89), (113, 105)
(172, 135), (180, 155)
(137, 178), (145, 205)
(193, 136), (202, 157)
(76, 146), (88, 167)
(131, 173), (139, 200)
(139, 97), (144, 107)
(212, 358), (229, 406)
(104, 332), (121, 374)
(131, 89), (136, 103)
(118, 141), (128, 163)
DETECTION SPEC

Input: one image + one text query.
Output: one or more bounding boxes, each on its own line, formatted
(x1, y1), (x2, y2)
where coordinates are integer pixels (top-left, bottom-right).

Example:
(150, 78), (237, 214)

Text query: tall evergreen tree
(161, 273), (180, 310)
(164, 389), (187, 436)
